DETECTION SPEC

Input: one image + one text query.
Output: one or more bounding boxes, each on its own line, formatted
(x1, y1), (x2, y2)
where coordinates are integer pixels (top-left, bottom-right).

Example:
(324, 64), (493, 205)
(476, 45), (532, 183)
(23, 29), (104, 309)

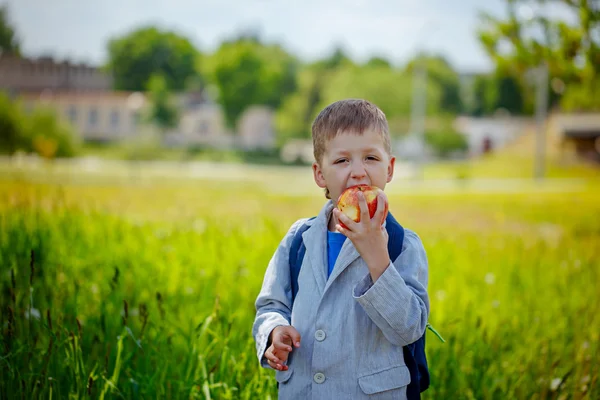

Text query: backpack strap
(289, 217), (315, 303)
(385, 212), (405, 263)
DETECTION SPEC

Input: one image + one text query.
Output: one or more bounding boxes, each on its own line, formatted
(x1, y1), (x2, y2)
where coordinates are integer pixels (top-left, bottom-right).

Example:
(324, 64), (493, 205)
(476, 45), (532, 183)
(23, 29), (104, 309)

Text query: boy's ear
(386, 156), (396, 183)
(312, 162), (327, 189)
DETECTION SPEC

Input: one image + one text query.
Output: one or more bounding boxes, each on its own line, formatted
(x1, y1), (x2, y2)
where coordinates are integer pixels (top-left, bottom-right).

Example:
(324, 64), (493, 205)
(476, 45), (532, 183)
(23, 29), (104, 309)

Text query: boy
(253, 99), (430, 399)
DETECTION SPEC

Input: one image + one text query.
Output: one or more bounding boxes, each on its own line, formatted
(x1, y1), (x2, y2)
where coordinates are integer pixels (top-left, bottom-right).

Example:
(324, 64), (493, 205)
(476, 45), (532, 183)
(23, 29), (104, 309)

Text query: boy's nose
(350, 162), (367, 179)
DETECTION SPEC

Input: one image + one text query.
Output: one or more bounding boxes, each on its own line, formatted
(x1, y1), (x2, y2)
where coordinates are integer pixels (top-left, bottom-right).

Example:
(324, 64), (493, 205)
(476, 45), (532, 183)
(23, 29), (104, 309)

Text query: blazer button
(314, 329), (326, 342)
(313, 372), (326, 384)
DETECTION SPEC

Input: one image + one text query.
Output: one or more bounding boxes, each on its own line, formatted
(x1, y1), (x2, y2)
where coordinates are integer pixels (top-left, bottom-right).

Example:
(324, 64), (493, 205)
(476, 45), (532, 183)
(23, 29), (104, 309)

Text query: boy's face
(312, 129), (395, 203)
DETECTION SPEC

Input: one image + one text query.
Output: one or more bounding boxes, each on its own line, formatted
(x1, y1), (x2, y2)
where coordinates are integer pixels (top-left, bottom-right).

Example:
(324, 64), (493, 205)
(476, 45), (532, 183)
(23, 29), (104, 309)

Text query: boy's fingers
(267, 359), (288, 371)
(333, 209), (356, 232)
(336, 224), (354, 239)
(288, 329), (302, 348)
(374, 192), (387, 224)
(358, 192), (370, 223)
(265, 347), (282, 364)
(273, 340), (293, 352)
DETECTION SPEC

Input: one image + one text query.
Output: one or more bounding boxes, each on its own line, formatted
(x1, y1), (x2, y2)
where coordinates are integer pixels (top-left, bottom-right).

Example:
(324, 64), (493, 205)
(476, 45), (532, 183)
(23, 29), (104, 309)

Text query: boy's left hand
(333, 191), (390, 282)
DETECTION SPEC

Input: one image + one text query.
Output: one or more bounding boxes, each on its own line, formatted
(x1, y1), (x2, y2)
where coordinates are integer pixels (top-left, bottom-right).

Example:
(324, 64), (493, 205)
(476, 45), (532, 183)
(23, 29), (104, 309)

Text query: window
(88, 107), (98, 127)
(110, 109), (120, 131)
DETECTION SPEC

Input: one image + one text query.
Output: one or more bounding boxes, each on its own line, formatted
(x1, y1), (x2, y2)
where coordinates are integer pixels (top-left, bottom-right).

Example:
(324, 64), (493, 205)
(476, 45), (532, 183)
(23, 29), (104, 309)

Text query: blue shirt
(327, 230), (347, 278)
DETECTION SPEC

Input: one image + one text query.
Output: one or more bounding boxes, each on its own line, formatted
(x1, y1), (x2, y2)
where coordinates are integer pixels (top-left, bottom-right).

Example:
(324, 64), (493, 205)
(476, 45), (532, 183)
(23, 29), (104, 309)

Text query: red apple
(336, 184), (388, 229)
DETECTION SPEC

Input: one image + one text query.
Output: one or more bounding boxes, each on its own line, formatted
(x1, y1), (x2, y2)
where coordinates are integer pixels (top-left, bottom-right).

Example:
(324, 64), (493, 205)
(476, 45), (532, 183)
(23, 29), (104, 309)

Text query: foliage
(425, 128), (469, 158)
(476, 0), (600, 111)
(405, 54), (463, 114)
(145, 74), (179, 132)
(0, 5), (20, 55)
(201, 37), (298, 129)
(27, 107), (79, 159)
(0, 178), (598, 399)
(0, 92), (27, 154)
(0, 93), (78, 158)
(107, 26), (200, 91)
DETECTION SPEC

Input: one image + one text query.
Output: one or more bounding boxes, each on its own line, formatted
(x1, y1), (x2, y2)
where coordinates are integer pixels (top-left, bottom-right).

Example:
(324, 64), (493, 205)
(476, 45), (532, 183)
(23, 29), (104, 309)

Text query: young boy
(253, 99), (430, 399)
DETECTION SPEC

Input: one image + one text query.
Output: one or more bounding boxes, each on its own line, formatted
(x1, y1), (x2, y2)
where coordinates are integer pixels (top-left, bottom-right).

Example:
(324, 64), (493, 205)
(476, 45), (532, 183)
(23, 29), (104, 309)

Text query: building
(453, 115), (533, 157)
(237, 105), (276, 150)
(2, 54), (278, 151)
(18, 90), (147, 142)
(548, 113), (600, 162)
(167, 95), (233, 148)
(0, 54), (112, 94)
(1, 54), (146, 141)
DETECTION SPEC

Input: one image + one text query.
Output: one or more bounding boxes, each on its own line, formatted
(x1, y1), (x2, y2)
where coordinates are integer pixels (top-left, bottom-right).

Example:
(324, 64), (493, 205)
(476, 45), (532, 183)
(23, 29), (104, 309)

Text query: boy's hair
(312, 99), (391, 164)
(311, 99), (392, 199)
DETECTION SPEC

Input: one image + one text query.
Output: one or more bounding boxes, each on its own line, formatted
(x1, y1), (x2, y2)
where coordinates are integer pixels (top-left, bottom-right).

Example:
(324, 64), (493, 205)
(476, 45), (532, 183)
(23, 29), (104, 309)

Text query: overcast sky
(2, 0), (512, 72)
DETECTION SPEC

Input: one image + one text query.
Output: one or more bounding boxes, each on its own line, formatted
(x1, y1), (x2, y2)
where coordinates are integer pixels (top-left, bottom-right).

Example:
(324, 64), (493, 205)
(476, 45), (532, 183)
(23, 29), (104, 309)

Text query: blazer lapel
(323, 236), (360, 294)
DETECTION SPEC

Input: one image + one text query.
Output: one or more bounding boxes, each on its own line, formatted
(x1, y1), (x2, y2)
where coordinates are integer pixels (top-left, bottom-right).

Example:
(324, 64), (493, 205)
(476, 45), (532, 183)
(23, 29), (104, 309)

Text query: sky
(2, 0), (511, 73)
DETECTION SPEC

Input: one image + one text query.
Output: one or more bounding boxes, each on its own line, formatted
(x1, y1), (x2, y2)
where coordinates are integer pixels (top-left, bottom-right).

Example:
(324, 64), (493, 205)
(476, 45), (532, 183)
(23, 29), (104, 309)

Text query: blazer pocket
(358, 365), (411, 395)
(275, 368), (294, 384)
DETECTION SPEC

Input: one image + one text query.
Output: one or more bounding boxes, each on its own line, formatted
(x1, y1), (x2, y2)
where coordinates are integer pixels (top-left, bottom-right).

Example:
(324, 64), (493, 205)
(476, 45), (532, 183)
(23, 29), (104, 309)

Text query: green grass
(0, 169), (599, 399)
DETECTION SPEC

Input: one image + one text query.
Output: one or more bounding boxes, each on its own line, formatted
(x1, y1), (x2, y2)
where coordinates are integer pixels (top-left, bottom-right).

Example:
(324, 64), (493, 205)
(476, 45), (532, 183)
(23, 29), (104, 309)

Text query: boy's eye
(334, 158), (348, 164)
(366, 156), (379, 161)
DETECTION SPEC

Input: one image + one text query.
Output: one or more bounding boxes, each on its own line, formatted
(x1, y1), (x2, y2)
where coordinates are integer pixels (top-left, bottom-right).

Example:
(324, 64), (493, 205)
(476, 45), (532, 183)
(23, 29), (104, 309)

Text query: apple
(336, 184), (388, 229)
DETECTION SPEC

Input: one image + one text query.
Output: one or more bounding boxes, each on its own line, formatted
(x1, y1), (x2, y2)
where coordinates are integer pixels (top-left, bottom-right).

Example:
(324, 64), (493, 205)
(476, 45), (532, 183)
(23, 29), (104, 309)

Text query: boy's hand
(264, 325), (301, 371)
(333, 191), (390, 282)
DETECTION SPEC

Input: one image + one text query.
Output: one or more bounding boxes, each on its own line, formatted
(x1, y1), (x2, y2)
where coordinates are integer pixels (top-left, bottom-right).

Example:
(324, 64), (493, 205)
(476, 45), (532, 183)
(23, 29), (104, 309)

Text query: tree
(469, 72), (525, 116)
(202, 37), (298, 129)
(405, 54), (463, 114)
(107, 26), (199, 91)
(365, 56), (392, 69)
(0, 6), (20, 55)
(146, 74), (178, 132)
(476, 0), (600, 111)
(0, 92), (26, 154)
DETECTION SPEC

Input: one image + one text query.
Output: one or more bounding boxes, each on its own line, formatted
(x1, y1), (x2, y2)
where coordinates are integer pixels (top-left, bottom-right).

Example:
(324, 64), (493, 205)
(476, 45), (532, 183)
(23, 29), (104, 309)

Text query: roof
(552, 113), (600, 139)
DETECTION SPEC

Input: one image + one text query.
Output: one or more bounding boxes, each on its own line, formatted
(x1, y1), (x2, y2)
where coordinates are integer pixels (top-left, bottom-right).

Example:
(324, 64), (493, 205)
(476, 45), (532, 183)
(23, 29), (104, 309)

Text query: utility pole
(410, 60), (428, 180)
(534, 63), (549, 181)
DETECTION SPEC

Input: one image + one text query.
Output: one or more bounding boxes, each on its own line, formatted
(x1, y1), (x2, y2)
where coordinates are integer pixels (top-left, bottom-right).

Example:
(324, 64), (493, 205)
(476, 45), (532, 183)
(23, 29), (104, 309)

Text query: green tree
(317, 64), (442, 125)
(469, 73), (525, 116)
(477, 0), (600, 110)
(202, 37), (298, 129)
(146, 74), (178, 132)
(0, 92), (26, 154)
(365, 56), (392, 69)
(0, 6), (20, 55)
(405, 54), (463, 114)
(107, 26), (199, 91)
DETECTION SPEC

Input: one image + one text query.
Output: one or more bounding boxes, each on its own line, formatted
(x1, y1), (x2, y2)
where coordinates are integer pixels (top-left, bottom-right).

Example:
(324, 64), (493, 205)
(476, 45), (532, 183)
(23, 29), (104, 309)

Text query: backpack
(288, 212), (430, 399)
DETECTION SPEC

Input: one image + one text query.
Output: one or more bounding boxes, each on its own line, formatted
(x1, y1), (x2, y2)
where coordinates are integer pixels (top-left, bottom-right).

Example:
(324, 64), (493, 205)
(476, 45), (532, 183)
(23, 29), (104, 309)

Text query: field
(0, 160), (599, 399)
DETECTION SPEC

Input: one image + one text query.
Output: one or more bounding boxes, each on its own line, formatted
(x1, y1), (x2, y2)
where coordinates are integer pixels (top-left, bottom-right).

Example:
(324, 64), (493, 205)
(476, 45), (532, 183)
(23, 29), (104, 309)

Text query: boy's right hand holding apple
(264, 325), (301, 371)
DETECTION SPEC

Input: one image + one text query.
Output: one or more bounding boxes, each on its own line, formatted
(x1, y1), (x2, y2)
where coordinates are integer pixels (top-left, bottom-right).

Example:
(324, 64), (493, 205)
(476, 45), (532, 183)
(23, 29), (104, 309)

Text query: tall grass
(0, 179), (598, 399)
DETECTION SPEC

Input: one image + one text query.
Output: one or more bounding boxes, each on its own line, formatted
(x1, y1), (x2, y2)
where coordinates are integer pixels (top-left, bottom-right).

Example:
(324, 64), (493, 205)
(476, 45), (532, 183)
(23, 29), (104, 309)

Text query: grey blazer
(253, 200), (430, 399)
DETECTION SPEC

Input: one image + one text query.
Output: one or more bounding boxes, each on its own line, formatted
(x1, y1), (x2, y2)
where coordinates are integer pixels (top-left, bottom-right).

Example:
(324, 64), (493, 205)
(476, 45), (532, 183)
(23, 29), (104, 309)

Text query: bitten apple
(336, 184), (388, 229)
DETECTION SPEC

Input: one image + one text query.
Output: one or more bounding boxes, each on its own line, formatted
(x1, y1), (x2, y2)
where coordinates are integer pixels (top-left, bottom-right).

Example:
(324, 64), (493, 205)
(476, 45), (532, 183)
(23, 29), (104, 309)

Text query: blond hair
(312, 99), (391, 164)
(311, 99), (392, 199)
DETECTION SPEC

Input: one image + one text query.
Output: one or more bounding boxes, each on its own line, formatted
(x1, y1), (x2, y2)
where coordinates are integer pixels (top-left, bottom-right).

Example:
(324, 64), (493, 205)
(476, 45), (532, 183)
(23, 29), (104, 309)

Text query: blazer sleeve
(352, 228), (430, 347)
(252, 218), (307, 368)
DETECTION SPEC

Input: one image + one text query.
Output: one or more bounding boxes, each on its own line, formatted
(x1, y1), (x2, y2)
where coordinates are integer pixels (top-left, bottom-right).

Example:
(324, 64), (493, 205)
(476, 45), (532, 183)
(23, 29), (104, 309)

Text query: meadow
(0, 161), (598, 399)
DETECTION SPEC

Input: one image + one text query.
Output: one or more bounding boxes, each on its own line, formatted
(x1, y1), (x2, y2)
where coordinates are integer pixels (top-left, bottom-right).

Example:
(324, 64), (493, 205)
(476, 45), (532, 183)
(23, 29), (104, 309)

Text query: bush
(425, 128), (468, 158)
(27, 107), (80, 158)
(0, 92), (79, 158)
(0, 92), (28, 155)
